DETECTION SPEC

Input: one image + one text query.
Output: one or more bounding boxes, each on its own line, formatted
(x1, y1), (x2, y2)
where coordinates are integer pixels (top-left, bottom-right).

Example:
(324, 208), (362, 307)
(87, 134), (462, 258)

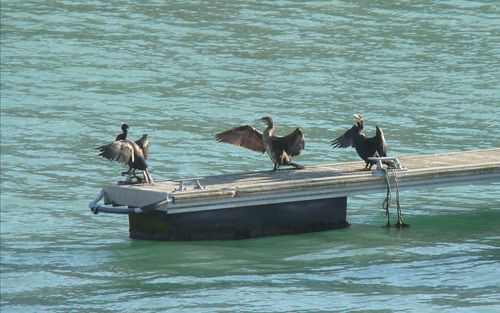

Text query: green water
(1, 1), (499, 312)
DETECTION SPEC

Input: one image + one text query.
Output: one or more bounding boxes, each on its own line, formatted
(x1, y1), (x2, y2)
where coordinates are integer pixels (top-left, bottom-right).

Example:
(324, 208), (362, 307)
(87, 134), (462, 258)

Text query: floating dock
(90, 148), (500, 240)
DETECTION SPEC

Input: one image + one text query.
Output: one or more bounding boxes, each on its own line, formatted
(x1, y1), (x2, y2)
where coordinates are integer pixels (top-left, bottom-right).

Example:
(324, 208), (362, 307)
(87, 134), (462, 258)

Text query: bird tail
(144, 169), (155, 185)
(280, 152), (291, 165)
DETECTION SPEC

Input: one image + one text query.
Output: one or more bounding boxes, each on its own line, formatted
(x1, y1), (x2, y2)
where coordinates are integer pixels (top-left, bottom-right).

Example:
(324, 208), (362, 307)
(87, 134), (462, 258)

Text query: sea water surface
(1, 1), (499, 312)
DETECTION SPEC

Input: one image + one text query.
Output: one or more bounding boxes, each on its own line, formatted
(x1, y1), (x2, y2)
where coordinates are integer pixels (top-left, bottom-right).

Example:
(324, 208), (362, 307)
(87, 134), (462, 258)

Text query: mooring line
(382, 161), (409, 229)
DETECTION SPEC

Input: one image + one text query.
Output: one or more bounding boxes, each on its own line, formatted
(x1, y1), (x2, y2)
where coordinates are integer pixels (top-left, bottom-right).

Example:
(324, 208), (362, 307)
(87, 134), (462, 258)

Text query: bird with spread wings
(216, 116), (305, 171)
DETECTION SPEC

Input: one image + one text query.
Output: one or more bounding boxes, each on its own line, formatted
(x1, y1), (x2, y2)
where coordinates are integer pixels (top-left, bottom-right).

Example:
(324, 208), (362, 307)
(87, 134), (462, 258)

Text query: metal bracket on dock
(174, 178), (206, 192)
(368, 156), (407, 177)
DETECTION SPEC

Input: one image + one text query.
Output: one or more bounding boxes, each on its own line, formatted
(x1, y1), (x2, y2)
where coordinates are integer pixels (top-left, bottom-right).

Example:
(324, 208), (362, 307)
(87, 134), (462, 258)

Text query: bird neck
(357, 121), (364, 132)
(352, 124), (365, 143)
(263, 123), (274, 137)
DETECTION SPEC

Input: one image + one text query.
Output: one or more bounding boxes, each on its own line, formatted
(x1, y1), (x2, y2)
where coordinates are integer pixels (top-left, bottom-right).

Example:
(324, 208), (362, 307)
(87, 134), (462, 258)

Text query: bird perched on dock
(96, 134), (154, 184)
(331, 114), (387, 170)
(115, 123), (129, 141)
(215, 116), (305, 171)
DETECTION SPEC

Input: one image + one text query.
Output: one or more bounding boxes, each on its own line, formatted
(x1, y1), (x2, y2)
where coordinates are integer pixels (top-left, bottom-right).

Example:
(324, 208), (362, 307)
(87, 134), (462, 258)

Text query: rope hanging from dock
(382, 161), (409, 229)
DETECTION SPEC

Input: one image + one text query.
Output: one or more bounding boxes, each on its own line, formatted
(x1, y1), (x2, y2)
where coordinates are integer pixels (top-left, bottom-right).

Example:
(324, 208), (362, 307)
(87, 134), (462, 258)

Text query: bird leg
(289, 162), (304, 170)
(363, 162), (371, 171)
(130, 169), (145, 183)
(272, 163), (279, 171)
(121, 167), (132, 176)
(119, 167), (134, 183)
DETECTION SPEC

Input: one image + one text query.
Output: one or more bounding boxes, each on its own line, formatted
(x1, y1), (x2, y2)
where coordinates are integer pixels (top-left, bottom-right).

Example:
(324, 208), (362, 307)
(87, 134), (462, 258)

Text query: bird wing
(135, 135), (149, 160)
(97, 141), (135, 165)
(276, 128), (305, 157)
(374, 126), (387, 156)
(331, 126), (356, 148)
(364, 126), (387, 157)
(215, 125), (265, 153)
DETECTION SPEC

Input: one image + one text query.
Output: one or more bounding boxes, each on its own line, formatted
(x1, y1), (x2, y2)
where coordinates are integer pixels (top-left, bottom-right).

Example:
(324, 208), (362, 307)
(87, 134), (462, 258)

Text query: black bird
(97, 134), (154, 184)
(215, 116), (305, 171)
(331, 114), (387, 170)
(115, 123), (129, 141)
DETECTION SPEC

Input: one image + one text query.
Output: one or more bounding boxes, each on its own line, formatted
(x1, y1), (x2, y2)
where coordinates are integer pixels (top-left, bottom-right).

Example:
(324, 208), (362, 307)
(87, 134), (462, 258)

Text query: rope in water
(382, 167), (392, 227)
(382, 161), (409, 229)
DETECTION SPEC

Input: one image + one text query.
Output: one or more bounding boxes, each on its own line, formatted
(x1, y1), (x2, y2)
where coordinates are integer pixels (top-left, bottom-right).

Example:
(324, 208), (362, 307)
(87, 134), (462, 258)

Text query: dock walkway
(102, 148), (500, 214)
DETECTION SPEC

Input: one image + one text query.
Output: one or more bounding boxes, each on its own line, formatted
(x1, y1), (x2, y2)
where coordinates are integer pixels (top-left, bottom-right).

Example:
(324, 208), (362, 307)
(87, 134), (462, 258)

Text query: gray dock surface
(103, 148), (500, 213)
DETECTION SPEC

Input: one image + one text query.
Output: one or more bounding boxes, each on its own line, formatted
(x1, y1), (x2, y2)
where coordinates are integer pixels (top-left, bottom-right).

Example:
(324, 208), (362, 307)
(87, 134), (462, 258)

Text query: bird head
(121, 123), (129, 131)
(260, 116), (274, 127)
(352, 114), (363, 122)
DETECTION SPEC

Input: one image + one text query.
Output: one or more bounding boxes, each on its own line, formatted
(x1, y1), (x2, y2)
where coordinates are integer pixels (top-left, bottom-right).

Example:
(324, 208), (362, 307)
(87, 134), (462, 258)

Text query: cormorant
(215, 116), (305, 171)
(331, 114), (387, 170)
(97, 134), (154, 184)
(115, 123), (129, 141)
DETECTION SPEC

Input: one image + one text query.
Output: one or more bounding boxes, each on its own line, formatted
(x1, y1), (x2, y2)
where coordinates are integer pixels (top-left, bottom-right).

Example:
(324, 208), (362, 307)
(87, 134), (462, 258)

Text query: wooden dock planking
(102, 148), (500, 213)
